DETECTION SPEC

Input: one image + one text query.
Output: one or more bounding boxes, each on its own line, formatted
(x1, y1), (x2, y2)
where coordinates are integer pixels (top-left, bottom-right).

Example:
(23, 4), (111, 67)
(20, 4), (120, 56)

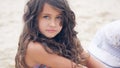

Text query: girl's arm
(82, 51), (105, 68)
(26, 41), (86, 68)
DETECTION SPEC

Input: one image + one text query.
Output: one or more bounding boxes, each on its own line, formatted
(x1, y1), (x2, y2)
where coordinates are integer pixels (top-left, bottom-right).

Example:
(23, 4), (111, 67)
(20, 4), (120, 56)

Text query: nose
(49, 19), (56, 27)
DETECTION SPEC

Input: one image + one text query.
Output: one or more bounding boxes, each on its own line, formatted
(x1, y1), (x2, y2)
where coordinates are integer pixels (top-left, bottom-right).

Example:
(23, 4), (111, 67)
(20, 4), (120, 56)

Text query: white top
(88, 20), (120, 68)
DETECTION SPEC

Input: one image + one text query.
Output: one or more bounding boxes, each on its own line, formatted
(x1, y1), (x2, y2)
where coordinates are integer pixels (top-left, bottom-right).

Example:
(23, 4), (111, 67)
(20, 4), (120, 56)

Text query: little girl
(15, 0), (105, 68)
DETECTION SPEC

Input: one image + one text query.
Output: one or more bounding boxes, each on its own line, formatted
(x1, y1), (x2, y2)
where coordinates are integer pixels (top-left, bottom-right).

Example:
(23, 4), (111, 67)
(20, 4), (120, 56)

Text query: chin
(47, 35), (57, 39)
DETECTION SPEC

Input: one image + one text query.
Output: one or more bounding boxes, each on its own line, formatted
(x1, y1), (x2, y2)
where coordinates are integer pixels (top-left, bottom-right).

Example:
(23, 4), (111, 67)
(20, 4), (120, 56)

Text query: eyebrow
(42, 13), (51, 15)
(41, 13), (62, 16)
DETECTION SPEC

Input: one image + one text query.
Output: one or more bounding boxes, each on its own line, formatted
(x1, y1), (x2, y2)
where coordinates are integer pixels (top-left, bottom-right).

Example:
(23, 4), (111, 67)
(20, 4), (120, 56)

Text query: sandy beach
(0, 0), (120, 68)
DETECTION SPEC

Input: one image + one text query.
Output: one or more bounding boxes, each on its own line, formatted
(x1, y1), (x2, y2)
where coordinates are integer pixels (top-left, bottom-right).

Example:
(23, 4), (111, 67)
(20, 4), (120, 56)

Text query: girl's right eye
(43, 16), (49, 19)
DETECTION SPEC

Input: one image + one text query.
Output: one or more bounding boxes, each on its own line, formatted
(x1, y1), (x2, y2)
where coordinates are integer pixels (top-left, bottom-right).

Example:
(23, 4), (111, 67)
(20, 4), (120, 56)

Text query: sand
(0, 0), (120, 68)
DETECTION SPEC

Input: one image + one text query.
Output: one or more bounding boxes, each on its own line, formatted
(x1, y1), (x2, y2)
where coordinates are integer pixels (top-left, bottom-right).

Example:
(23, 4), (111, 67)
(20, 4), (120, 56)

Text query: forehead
(41, 3), (62, 15)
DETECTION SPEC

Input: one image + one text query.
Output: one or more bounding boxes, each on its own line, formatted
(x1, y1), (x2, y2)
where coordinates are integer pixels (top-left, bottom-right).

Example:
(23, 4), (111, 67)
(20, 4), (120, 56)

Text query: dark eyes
(43, 16), (49, 19)
(42, 15), (62, 20)
(56, 16), (62, 20)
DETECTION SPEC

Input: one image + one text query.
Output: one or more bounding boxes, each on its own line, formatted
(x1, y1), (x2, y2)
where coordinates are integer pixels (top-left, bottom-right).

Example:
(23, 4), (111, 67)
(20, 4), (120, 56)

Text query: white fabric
(88, 20), (120, 68)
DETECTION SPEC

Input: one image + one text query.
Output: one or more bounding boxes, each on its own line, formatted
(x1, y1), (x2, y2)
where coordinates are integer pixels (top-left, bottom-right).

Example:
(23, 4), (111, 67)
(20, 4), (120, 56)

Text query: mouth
(46, 30), (56, 33)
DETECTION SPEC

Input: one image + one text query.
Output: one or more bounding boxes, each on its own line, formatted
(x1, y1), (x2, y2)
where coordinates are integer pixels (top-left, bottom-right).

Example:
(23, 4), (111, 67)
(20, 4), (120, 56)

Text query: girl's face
(38, 3), (62, 38)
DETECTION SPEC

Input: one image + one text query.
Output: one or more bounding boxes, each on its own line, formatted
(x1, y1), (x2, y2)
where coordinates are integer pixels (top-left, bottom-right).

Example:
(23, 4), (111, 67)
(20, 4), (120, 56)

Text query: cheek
(38, 19), (47, 26)
(38, 20), (44, 27)
(38, 21), (47, 32)
(59, 26), (62, 31)
(38, 22), (43, 31)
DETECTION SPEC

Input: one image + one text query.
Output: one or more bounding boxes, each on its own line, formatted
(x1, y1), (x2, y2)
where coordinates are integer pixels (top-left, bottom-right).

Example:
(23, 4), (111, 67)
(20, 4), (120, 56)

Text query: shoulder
(25, 41), (46, 67)
(26, 41), (43, 56)
(26, 41), (58, 63)
(26, 41), (44, 57)
(27, 41), (44, 53)
(26, 41), (53, 66)
(26, 41), (74, 68)
(27, 41), (54, 55)
(26, 41), (48, 59)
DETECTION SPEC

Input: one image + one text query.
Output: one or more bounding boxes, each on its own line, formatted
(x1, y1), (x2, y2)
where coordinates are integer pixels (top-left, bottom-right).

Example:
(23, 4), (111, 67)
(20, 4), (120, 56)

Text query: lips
(46, 29), (56, 33)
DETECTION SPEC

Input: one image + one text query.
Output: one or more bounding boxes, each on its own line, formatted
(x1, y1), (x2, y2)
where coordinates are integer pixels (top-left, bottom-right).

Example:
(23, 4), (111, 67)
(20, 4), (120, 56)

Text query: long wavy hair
(15, 0), (84, 68)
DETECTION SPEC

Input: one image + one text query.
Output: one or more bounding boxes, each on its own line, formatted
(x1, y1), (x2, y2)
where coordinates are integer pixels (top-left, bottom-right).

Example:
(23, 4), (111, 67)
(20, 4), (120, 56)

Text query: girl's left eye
(56, 16), (62, 20)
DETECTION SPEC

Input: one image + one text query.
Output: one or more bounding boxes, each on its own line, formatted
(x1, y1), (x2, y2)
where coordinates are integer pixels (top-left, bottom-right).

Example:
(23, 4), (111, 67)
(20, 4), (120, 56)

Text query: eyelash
(42, 16), (62, 20)
(43, 16), (49, 19)
(56, 16), (62, 19)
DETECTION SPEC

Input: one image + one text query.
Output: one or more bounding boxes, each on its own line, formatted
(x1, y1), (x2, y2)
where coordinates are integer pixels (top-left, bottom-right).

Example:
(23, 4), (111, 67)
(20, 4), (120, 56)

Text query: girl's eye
(56, 16), (62, 20)
(43, 16), (49, 19)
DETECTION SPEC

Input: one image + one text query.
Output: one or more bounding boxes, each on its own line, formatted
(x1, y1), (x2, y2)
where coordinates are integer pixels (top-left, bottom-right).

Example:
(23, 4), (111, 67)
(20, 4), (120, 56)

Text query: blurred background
(0, 0), (120, 68)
